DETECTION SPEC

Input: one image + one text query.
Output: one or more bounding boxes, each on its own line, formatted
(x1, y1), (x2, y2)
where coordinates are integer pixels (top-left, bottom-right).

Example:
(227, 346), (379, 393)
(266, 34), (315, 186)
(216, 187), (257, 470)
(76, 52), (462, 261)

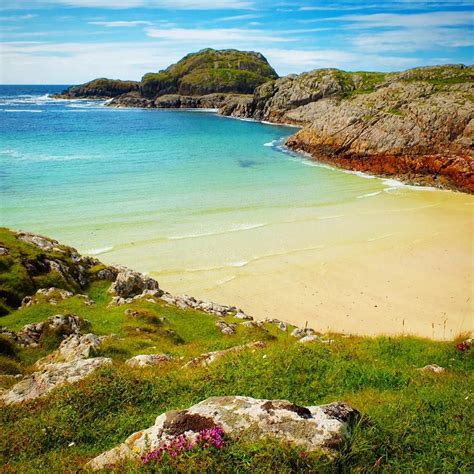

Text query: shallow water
(1, 85), (472, 338)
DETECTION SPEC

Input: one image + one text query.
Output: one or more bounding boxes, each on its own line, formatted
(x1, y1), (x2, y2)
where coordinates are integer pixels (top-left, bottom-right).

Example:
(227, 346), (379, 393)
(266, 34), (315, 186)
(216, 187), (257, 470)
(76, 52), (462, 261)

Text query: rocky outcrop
(125, 354), (172, 368)
(220, 65), (474, 193)
(52, 78), (139, 99)
(87, 396), (359, 470)
(0, 230), (117, 311)
(215, 320), (237, 335)
(108, 269), (160, 299)
(183, 341), (265, 368)
(109, 92), (251, 110)
(20, 287), (74, 307)
(55, 49), (277, 107)
(1, 357), (111, 405)
(0, 314), (87, 347)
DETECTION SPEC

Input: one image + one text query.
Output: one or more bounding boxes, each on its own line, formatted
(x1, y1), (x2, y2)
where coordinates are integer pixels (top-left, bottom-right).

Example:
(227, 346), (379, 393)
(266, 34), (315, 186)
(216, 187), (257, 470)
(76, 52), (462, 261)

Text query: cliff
(220, 65), (474, 192)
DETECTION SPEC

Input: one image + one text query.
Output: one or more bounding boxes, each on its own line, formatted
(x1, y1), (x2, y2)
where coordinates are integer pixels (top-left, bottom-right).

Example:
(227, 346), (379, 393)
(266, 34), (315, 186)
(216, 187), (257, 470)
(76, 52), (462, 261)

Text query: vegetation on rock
(53, 78), (139, 99)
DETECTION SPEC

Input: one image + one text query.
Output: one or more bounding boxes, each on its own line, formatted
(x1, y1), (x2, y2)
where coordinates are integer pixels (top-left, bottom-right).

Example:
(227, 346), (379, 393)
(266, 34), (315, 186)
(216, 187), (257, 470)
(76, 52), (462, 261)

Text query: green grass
(0, 228), (473, 472)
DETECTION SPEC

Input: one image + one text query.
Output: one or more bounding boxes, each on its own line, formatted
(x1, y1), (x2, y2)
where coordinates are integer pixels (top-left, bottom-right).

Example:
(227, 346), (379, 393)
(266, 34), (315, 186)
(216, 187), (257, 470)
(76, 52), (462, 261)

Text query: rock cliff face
(220, 65), (474, 192)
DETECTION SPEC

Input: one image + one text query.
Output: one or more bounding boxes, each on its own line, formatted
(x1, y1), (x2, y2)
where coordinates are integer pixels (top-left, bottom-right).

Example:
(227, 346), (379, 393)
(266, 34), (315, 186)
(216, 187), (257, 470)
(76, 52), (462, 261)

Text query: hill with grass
(54, 49), (278, 105)
(0, 227), (472, 472)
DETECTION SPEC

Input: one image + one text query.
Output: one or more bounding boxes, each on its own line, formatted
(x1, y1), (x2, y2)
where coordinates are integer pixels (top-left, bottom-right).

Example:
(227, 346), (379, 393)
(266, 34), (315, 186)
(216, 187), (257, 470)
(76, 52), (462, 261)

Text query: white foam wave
(168, 223), (267, 240)
(356, 191), (382, 199)
(3, 109), (43, 113)
(85, 246), (114, 255)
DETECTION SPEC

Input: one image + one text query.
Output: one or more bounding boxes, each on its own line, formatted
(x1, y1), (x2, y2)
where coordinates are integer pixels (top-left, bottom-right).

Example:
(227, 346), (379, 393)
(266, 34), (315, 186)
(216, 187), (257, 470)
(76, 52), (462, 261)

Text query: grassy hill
(0, 227), (472, 472)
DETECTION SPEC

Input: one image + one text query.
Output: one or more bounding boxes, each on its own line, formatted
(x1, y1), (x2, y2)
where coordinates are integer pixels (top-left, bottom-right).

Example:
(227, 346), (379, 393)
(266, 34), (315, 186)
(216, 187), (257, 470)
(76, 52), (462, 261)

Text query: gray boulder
(108, 269), (160, 299)
(86, 396), (359, 470)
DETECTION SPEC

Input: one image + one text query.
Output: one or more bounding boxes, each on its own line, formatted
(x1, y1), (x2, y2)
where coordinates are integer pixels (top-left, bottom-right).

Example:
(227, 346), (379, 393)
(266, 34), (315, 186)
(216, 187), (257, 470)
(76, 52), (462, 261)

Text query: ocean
(1, 85), (472, 338)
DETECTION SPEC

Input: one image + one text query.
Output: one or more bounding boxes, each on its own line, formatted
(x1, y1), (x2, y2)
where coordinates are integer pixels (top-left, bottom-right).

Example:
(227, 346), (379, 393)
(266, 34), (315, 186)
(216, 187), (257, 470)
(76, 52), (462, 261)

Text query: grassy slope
(0, 230), (473, 472)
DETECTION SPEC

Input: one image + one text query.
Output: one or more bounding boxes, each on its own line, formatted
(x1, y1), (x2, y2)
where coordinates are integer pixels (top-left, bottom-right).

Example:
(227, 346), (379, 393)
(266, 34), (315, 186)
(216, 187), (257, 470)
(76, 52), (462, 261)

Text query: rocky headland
(53, 52), (473, 193)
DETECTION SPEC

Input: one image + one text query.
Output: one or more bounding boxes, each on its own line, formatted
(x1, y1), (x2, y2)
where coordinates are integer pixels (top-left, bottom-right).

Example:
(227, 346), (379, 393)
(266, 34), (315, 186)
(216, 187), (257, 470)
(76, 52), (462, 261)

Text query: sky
(0, 0), (473, 84)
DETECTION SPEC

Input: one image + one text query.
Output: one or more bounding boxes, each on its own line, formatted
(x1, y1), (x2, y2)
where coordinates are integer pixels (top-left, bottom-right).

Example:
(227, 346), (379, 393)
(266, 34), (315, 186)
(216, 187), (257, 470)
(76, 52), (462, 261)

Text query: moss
(141, 48), (278, 98)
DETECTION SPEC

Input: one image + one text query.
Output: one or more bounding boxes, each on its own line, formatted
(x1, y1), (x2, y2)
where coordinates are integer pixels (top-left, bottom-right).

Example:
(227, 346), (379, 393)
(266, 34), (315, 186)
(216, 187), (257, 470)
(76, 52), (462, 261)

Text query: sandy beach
(149, 186), (473, 340)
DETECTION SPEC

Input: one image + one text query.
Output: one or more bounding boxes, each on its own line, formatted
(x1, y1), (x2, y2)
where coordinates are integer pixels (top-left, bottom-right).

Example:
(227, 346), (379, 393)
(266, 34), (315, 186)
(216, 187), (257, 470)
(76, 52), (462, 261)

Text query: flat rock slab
(1, 357), (111, 405)
(87, 396), (359, 470)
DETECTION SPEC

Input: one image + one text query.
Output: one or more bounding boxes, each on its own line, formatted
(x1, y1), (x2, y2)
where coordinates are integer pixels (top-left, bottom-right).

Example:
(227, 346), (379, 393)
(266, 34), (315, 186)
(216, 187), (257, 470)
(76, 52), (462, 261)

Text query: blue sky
(0, 0), (473, 84)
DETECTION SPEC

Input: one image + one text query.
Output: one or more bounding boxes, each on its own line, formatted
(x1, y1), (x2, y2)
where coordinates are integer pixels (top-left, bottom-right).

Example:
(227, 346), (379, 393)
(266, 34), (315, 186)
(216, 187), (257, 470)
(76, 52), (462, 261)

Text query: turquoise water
(1, 85), (386, 274)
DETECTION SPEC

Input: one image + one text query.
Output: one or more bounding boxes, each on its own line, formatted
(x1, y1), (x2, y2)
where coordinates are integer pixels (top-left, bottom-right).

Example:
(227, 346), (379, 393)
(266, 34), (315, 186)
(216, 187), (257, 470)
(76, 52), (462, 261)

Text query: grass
(0, 228), (473, 472)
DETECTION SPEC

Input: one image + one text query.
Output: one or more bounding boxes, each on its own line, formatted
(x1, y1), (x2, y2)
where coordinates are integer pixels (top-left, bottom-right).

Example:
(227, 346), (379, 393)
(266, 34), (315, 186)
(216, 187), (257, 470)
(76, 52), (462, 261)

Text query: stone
(298, 335), (320, 344)
(234, 311), (253, 320)
(1, 357), (112, 405)
(278, 321), (288, 332)
(0, 247), (8, 256)
(291, 327), (316, 339)
(419, 364), (446, 374)
(125, 354), (172, 368)
(108, 269), (160, 299)
(183, 341), (266, 368)
(16, 231), (63, 252)
(21, 287), (74, 308)
(215, 320), (237, 335)
(86, 396), (359, 470)
(1, 314), (86, 347)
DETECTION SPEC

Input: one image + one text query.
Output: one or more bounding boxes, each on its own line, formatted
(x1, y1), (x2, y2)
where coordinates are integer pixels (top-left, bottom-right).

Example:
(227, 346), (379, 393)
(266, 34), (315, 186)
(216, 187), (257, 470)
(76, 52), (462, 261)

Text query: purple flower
(141, 426), (226, 464)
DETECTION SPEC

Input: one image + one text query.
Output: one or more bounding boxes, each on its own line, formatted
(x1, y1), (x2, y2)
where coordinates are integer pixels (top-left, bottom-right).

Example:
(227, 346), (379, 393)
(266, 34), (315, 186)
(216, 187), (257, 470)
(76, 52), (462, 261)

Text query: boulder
(86, 396), (359, 470)
(1, 314), (86, 347)
(291, 327), (316, 339)
(215, 320), (237, 335)
(419, 364), (446, 374)
(108, 270), (160, 299)
(16, 231), (63, 252)
(298, 335), (320, 344)
(1, 357), (112, 405)
(125, 354), (172, 368)
(21, 287), (73, 308)
(183, 341), (265, 368)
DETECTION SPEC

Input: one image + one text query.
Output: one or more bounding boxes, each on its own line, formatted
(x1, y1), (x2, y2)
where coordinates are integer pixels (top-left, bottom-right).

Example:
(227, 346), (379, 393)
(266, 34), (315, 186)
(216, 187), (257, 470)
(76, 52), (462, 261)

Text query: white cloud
(1, 0), (254, 9)
(262, 48), (419, 75)
(0, 14), (36, 20)
(215, 13), (261, 22)
(145, 27), (292, 43)
(342, 11), (474, 28)
(352, 27), (474, 52)
(88, 20), (153, 27)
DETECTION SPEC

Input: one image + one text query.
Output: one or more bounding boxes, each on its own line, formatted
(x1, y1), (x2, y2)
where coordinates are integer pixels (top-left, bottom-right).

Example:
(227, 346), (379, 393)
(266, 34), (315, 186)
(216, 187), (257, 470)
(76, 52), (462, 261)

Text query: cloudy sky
(0, 0), (472, 84)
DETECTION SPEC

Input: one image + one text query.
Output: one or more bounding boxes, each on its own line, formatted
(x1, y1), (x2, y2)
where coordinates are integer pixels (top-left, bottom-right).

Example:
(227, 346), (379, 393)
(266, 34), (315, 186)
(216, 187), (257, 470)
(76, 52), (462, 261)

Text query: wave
(2, 109), (43, 113)
(168, 223), (267, 240)
(84, 246), (114, 255)
(356, 191), (382, 199)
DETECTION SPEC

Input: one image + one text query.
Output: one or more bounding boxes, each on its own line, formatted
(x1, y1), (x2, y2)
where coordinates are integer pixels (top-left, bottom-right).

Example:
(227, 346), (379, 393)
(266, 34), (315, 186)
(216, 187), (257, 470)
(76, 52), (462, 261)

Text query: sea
(1, 85), (472, 338)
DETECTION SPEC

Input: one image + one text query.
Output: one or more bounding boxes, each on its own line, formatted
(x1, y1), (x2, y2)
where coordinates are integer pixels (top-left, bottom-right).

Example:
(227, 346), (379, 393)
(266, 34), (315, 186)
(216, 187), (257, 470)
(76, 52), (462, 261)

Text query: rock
(96, 268), (118, 281)
(21, 287), (74, 308)
(108, 270), (160, 299)
(183, 341), (265, 368)
(1, 357), (112, 405)
(419, 364), (446, 374)
(278, 321), (288, 332)
(298, 335), (320, 344)
(57, 333), (104, 362)
(1, 314), (86, 347)
(215, 320), (237, 335)
(52, 78), (139, 99)
(291, 327), (316, 339)
(234, 311), (253, 320)
(242, 321), (267, 331)
(16, 231), (63, 252)
(86, 396), (359, 470)
(0, 247), (8, 256)
(125, 354), (172, 368)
